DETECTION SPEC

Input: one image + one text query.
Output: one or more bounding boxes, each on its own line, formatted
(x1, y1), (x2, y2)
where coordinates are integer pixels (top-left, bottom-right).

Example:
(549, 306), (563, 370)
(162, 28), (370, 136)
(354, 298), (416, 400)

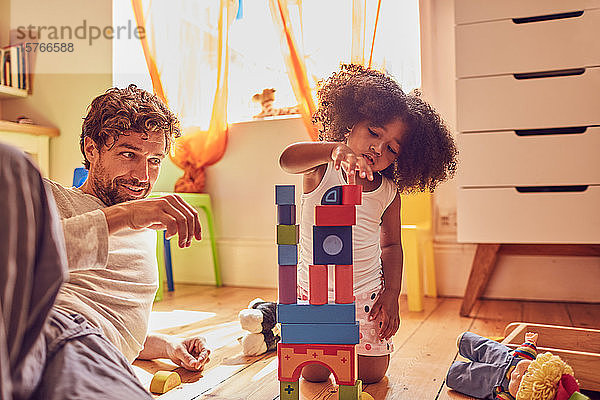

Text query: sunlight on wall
(112, 0), (152, 91)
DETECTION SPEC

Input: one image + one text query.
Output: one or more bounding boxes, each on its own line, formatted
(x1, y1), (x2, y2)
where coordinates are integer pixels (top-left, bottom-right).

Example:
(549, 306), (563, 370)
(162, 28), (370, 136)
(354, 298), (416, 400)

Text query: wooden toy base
(501, 322), (600, 391)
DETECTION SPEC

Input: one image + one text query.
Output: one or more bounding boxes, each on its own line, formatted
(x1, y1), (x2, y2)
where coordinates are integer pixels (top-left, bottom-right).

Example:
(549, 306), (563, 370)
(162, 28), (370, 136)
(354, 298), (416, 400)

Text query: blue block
(277, 301), (356, 324)
(280, 322), (360, 344)
(276, 185), (295, 205)
(313, 226), (352, 265)
(321, 185), (343, 205)
(278, 204), (296, 225)
(278, 244), (298, 265)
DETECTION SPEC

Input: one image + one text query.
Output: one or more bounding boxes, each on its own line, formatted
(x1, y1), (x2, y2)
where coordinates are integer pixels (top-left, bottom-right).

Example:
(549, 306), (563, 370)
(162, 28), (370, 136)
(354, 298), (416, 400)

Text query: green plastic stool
(150, 192), (222, 300)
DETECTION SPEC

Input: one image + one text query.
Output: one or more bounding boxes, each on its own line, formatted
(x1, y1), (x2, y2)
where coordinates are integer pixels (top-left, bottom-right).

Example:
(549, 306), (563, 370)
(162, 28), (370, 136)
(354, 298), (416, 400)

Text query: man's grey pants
(0, 143), (152, 400)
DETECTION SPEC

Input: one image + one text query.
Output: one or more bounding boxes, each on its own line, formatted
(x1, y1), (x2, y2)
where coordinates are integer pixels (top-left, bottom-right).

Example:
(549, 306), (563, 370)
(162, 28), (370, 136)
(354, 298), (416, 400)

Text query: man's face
(84, 131), (166, 206)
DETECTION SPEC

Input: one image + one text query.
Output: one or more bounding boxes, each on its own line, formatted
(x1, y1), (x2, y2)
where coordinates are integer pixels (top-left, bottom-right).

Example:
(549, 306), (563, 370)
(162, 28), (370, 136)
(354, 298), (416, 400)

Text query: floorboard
(132, 285), (600, 400)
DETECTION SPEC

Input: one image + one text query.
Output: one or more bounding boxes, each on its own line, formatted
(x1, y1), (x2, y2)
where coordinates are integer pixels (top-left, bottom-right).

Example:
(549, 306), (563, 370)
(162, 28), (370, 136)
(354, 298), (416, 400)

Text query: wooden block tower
(275, 184), (366, 400)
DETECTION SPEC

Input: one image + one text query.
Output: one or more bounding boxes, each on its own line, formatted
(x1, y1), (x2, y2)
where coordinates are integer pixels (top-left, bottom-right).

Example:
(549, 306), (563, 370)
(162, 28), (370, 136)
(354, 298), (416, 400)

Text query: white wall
(202, 117), (305, 287)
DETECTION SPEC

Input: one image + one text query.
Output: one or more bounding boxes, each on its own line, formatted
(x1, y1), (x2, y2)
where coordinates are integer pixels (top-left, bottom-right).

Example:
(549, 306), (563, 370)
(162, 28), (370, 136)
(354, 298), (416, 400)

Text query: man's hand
(139, 333), (211, 372)
(102, 194), (201, 248)
(368, 289), (401, 341)
(165, 336), (211, 371)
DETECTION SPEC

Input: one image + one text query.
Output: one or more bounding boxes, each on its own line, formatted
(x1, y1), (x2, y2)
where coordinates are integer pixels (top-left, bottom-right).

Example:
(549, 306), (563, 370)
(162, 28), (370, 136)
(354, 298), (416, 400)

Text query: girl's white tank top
(298, 161), (397, 297)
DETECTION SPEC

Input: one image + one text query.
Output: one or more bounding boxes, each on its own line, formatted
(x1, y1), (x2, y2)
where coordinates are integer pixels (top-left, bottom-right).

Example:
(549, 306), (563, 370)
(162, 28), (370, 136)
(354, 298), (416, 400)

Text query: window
(112, 0), (420, 124)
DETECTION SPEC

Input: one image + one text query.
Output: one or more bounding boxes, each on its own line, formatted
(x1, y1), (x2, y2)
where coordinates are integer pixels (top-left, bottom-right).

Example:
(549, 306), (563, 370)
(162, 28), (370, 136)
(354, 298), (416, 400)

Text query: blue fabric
(446, 332), (517, 400)
(72, 167), (88, 188)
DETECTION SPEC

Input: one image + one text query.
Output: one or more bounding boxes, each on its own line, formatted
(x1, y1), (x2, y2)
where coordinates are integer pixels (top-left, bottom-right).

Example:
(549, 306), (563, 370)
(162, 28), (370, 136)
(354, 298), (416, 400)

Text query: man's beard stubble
(90, 165), (150, 206)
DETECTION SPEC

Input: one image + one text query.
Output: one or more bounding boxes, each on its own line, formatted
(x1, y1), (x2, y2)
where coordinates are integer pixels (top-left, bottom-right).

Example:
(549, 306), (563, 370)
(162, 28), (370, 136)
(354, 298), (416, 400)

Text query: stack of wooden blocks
(275, 184), (366, 400)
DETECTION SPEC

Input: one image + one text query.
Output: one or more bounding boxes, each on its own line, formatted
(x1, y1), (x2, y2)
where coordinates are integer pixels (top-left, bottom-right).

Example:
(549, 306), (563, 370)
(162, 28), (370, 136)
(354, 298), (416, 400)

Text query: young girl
(279, 64), (457, 384)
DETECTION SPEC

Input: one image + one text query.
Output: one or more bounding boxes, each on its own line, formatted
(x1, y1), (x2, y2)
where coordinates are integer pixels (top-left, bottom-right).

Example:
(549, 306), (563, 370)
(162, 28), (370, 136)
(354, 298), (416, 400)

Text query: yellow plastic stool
(401, 191), (436, 312)
(151, 192), (222, 301)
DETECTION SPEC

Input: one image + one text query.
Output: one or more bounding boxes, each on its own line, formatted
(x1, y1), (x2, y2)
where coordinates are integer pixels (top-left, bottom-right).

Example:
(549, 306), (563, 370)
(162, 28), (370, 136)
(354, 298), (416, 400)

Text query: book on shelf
(0, 43), (29, 92)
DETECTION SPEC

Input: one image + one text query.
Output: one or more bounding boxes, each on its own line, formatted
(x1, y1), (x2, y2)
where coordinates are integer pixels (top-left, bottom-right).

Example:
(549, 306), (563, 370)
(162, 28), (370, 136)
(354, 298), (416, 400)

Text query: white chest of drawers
(455, 0), (600, 244)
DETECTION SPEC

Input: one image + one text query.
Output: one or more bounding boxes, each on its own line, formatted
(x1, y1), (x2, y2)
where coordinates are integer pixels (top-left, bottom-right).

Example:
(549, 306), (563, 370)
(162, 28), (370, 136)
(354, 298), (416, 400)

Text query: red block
(315, 205), (356, 226)
(342, 185), (362, 205)
(309, 265), (328, 305)
(278, 265), (297, 304)
(335, 265), (354, 303)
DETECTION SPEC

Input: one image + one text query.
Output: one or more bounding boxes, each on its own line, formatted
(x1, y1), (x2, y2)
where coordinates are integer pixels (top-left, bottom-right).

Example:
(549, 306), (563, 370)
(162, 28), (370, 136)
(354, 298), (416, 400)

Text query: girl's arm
(279, 142), (340, 175)
(279, 142), (374, 192)
(369, 192), (403, 340)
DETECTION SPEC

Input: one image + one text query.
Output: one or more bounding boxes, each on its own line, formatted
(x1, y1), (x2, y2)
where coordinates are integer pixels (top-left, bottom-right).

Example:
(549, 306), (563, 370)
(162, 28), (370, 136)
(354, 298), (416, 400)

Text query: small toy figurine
(238, 298), (280, 356)
(446, 331), (589, 400)
(251, 88), (299, 119)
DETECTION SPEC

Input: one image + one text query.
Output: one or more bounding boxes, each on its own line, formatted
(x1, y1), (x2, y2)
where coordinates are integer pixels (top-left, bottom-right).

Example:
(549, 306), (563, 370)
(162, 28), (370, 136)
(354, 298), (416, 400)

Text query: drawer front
(457, 67), (600, 132)
(458, 127), (600, 186)
(455, 0), (600, 25)
(456, 9), (600, 78)
(457, 186), (600, 243)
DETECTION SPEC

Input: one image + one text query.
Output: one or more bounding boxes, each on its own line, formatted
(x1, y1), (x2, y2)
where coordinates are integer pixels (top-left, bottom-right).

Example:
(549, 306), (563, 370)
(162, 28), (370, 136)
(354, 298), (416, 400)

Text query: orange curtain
(268, 0), (318, 140)
(131, 0), (236, 192)
(269, 0), (383, 141)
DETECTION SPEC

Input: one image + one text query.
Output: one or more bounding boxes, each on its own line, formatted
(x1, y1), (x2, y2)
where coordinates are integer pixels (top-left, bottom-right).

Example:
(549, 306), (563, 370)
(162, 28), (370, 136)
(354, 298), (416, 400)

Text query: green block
(569, 393), (590, 400)
(277, 224), (299, 245)
(338, 379), (362, 400)
(280, 381), (299, 400)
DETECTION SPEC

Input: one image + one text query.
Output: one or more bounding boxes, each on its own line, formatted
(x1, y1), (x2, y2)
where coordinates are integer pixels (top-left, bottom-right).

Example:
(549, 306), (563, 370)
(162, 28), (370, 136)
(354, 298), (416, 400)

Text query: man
(0, 85), (209, 399)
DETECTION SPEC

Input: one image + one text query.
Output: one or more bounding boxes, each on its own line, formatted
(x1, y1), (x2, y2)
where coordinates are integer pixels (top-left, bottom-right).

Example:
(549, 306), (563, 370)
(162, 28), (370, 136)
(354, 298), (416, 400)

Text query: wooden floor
(133, 284), (600, 400)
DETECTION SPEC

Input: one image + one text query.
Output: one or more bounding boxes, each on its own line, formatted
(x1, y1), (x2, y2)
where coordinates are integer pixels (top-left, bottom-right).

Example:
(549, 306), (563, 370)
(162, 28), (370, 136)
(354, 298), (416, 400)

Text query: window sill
(229, 114), (302, 127)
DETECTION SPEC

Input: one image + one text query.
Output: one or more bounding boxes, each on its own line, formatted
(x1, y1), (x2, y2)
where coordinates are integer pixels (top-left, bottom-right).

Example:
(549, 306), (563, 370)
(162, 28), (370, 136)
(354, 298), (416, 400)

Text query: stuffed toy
(252, 88), (299, 119)
(446, 331), (589, 400)
(238, 298), (280, 356)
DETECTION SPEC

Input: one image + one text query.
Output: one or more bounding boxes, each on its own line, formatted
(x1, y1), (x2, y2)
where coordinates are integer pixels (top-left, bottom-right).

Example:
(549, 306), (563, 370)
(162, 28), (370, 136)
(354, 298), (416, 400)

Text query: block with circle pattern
(313, 226), (352, 265)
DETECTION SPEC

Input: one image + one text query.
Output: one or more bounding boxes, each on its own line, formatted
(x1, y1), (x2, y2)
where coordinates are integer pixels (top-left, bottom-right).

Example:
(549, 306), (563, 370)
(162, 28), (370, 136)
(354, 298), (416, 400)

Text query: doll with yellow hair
(446, 331), (590, 400)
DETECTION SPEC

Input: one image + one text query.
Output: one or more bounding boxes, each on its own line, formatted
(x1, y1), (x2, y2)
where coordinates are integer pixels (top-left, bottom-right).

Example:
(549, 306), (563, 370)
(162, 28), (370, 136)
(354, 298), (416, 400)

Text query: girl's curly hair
(80, 84), (180, 169)
(313, 64), (457, 193)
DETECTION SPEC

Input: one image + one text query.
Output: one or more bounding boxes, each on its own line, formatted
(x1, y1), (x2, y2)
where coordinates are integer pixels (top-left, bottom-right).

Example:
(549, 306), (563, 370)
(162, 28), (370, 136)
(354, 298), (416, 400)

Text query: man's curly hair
(80, 84), (180, 169)
(313, 64), (457, 193)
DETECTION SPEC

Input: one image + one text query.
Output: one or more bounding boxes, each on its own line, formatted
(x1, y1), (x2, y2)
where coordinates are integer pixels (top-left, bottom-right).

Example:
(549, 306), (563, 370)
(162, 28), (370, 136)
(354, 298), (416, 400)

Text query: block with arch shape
(313, 226), (352, 266)
(321, 185), (343, 205)
(278, 343), (357, 386)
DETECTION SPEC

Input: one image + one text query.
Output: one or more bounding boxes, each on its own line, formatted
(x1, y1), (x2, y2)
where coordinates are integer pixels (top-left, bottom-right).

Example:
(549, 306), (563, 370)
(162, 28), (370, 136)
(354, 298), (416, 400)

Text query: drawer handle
(514, 68), (585, 80)
(512, 10), (584, 24)
(515, 126), (588, 136)
(516, 185), (588, 193)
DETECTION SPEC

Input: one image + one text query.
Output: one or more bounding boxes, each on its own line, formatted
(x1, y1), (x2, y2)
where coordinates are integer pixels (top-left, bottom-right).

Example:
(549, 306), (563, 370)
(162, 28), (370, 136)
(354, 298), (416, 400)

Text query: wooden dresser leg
(460, 244), (501, 317)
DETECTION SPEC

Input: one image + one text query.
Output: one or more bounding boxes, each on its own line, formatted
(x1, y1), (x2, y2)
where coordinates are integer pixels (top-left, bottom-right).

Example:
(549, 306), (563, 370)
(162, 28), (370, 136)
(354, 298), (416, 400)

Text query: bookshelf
(0, 84), (27, 99)
(0, 43), (29, 99)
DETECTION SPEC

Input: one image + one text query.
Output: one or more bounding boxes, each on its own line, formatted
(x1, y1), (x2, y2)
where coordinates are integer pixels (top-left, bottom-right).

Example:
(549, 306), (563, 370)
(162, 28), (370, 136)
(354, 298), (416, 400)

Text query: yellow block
(150, 370), (181, 394)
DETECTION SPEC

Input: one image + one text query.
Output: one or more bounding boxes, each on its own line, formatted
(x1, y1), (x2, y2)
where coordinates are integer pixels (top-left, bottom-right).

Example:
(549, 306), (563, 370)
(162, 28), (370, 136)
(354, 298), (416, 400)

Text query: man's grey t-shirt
(47, 180), (158, 362)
